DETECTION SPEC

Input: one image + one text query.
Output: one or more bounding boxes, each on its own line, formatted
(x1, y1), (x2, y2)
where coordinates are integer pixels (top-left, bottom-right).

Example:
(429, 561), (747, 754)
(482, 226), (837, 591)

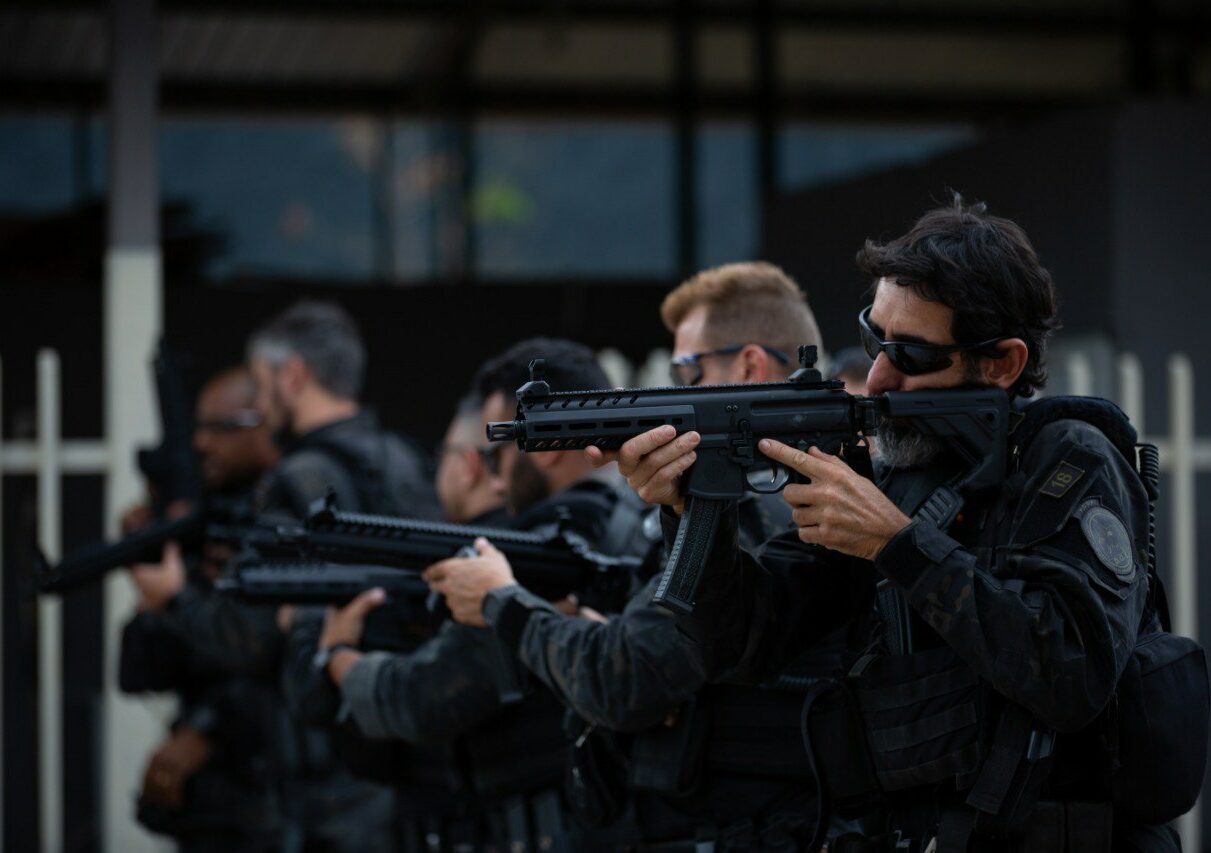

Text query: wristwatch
(311, 643), (357, 680)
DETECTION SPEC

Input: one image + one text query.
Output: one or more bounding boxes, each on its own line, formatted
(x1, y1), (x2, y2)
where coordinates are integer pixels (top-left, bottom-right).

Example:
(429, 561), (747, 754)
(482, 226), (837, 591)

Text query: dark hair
(475, 338), (610, 401)
(855, 194), (1060, 397)
(247, 301), (366, 399)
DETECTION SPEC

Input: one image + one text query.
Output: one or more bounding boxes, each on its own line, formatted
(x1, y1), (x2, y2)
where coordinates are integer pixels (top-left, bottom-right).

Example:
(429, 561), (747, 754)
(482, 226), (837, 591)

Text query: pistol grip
(652, 496), (724, 616)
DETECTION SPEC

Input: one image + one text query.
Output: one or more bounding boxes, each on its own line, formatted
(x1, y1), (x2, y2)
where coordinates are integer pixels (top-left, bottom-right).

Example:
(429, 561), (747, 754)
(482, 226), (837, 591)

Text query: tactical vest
(466, 479), (646, 852)
(802, 397), (1208, 853)
(619, 492), (834, 847)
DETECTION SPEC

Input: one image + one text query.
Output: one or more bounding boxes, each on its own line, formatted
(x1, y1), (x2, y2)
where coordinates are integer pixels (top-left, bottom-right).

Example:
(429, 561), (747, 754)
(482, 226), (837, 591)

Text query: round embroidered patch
(1077, 500), (1135, 580)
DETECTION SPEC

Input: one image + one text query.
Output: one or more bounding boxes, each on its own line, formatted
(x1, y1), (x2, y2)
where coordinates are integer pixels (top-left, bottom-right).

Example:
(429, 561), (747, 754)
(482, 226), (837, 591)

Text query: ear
(980, 338), (1029, 391)
(736, 345), (772, 384)
(281, 354), (310, 396)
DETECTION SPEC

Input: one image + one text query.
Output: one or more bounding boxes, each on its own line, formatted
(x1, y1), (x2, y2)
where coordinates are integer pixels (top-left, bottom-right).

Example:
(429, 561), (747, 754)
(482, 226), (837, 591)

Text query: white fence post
(0, 355), (5, 846)
(1066, 350), (1095, 398)
(36, 350), (63, 853)
(1117, 353), (1145, 432)
(1167, 354), (1201, 853)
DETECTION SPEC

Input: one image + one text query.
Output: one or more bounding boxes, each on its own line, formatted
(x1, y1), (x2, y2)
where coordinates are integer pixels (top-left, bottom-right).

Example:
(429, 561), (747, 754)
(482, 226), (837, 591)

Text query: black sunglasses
(858, 306), (1008, 377)
(670, 344), (790, 387)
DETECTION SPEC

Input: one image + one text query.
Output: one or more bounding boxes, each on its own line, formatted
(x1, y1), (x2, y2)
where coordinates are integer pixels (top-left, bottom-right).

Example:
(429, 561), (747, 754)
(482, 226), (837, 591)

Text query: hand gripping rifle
(215, 494), (643, 610)
(487, 346), (1010, 616)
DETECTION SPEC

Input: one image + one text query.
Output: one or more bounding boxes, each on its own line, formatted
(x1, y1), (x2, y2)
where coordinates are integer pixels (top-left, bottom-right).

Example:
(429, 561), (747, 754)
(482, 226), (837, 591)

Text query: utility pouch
(1108, 630), (1209, 824)
(565, 723), (628, 829)
(629, 697), (707, 797)
(848, 646), (984, 793)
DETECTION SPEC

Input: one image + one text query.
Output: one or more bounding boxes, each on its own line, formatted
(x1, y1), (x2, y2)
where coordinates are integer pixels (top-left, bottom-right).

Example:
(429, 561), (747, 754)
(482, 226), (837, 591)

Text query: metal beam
(0, 76), (1104, 121)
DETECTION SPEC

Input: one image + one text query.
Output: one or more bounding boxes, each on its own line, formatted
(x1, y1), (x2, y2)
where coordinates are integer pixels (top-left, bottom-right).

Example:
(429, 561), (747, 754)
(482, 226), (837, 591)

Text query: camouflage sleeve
(160, 584), (283, 678)
(340, 622), (509, 743)
(669, 504), (871, 684)
(486, 575), (704, 732)
(874, 420), (1150, 732)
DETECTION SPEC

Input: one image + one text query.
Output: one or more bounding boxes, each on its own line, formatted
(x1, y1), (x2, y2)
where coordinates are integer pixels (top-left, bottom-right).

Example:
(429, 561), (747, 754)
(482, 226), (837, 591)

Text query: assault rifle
(137, 341), (204, 516)
(36, 342), (210, 594)
(214, 496), (642, 609)
(487, 346), (1010, 616)
(35, 499), (254, 594)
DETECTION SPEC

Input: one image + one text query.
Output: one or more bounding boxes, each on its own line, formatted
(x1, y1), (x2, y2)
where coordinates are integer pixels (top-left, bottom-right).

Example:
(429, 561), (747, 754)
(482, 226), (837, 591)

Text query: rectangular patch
(1039, 461), (1085, 498)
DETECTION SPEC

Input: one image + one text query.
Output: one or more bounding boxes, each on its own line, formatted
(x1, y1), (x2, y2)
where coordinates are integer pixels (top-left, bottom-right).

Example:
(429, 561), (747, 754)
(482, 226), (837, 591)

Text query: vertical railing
(1167, 355), (1200, 852)
(36, 351), (63, 853)
(0, 355), (5, 847)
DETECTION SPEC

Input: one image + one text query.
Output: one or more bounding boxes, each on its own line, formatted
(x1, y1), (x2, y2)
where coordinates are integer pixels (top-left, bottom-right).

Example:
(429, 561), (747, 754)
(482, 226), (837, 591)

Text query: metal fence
(2, 346), (1207, 852)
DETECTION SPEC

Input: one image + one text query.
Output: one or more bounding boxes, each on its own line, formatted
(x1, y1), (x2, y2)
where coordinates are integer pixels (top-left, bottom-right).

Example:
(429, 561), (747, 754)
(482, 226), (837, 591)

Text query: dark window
(779, 123), (975, 192)
(160, 117), (378, 280)
(697, 122), (758, 267)
(472, 120), (676, 278)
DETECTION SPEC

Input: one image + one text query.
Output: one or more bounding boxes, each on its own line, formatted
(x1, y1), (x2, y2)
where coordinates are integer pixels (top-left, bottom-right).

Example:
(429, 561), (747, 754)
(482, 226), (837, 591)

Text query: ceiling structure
(1, 0), (1208, 120)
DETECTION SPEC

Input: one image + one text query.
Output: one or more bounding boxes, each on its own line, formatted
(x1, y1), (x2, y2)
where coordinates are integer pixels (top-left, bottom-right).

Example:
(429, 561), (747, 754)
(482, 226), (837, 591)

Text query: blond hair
(660, 262), (822, 375)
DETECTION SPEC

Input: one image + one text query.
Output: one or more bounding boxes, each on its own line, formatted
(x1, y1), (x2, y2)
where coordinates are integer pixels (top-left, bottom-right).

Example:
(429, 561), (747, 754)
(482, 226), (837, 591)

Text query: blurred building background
(1, 1), (1210, 851)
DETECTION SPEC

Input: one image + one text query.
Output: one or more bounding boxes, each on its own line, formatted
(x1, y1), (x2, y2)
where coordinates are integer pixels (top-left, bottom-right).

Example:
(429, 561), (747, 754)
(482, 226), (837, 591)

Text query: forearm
(489, 582), (702, 731)
(339, 625), (506, 743)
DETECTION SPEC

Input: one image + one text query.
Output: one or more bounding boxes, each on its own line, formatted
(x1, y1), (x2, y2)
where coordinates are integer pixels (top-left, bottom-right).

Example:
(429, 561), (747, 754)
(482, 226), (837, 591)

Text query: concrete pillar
(104, 0), (169, 850)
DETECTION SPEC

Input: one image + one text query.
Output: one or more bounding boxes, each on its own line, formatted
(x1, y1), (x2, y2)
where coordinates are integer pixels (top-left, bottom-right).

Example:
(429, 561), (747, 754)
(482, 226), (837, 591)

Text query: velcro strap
(854, 666), (978, 711)
(965, 704), (1034, 816)
(916, 484), (965, 530)
(876, 742), (982, 790)
(867, 703), (978, 753)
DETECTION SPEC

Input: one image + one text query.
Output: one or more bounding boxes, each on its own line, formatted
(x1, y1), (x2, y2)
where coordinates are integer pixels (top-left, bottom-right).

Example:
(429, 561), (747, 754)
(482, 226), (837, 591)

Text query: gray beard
(873, 416), (948, 469)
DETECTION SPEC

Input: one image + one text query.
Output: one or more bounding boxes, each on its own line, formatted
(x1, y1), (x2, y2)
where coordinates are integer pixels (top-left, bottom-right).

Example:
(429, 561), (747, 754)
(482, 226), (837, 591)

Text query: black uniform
(160, 410), (440, 853)
(672, 400), (1173, 851)
(485, 492), (856, 849)
(119, 576), (281, 853)
(332, 476), (633, 852)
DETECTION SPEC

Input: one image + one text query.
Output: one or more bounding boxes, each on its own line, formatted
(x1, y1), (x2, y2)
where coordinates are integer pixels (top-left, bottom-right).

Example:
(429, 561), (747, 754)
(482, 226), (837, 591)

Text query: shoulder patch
(1076, 498), (1136, 581)
(1039, 461), (1085, 498)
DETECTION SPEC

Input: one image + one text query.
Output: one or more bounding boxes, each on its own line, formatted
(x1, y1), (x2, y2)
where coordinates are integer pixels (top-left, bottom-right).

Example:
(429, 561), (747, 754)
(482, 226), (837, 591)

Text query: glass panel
(779, 123), (976, 192)
(0, 115), (93, 213)
(388, 122), (439, 281)
(161, 117), (378, 280)
(697, 123), (758, 267)
(473, 120), (676, 278)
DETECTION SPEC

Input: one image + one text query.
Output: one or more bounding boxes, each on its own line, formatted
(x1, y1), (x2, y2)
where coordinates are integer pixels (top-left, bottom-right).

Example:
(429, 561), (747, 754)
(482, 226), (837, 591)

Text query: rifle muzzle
(486, 421), (520, 442)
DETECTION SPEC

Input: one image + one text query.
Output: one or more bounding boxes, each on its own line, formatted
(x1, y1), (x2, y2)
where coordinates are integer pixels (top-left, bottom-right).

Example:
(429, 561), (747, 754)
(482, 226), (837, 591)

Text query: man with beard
(122, 366), (281, 852)
(280, 391), (510, 847)
(430, 263), (853, 850)
(596, 197), (1180, 852)
(312, 338), (635, 852)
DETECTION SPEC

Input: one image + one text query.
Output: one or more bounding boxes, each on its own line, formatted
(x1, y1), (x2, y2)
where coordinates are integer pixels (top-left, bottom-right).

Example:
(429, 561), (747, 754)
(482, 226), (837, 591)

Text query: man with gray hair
(246, 300), (437, 518)
(241, 300), (442, 852)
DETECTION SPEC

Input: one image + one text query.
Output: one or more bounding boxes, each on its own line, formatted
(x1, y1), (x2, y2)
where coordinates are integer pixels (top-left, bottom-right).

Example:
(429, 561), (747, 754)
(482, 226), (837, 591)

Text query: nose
(864, 353), (903, 396)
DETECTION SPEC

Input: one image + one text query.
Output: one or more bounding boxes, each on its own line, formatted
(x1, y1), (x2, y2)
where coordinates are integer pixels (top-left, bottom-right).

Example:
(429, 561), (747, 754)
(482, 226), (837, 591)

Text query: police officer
(140, 301), (440, 853)
(608, 197), (1180, 852)
(121, 366), (281, 853)
(312, 339), (635, 852)
(280, 390), (510, 851)
(433, 263), (848, 850)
